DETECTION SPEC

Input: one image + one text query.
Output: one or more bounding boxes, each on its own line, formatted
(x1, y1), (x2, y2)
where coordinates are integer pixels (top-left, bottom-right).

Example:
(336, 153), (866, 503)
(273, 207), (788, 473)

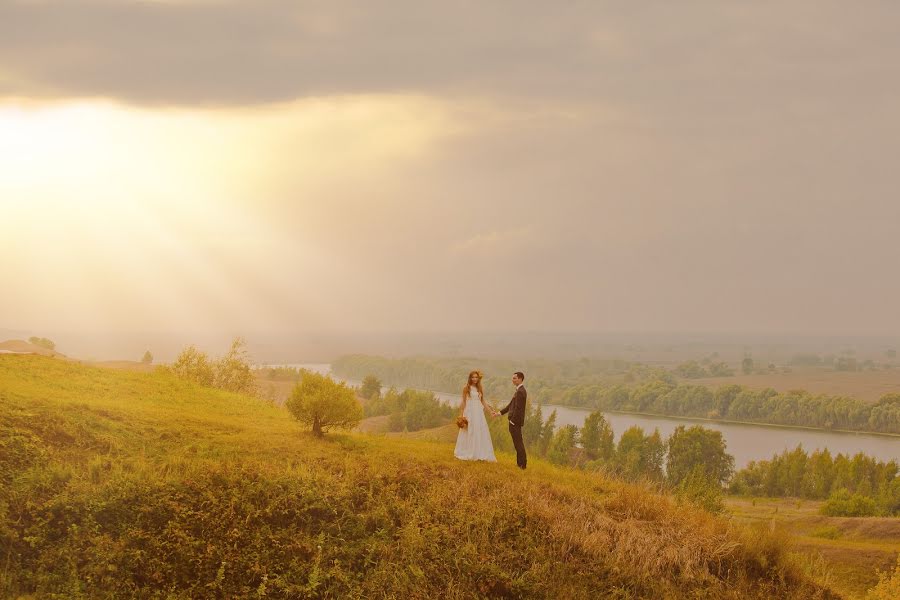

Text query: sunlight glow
(0, 95), (455, 331)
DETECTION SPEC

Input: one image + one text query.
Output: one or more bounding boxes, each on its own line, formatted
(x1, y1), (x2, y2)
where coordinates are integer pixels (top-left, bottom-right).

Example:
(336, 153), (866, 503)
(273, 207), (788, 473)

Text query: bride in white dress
(454, 370), (497, 462)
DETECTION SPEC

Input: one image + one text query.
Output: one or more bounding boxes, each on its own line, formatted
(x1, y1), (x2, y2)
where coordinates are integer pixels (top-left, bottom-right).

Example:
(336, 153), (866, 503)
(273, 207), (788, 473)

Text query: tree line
(332, 355), (900, 434)
(730, 446), (900, 517)
(487, 402), (734, 513)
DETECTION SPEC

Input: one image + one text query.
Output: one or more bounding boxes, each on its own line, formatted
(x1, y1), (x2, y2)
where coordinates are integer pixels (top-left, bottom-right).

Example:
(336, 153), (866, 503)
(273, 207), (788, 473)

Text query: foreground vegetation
(726, 497), (900, 599)
(332, 355), (900, 434)
(0, 355), (840, 598)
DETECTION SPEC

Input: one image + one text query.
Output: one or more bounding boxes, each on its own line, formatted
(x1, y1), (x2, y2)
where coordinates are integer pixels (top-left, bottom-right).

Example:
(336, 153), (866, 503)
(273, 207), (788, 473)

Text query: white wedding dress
(454, 391), (496, 462)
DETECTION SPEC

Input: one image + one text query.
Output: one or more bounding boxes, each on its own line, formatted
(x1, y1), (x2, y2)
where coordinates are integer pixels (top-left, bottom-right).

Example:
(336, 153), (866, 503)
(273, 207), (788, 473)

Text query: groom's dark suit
(500, 385), (527, 469)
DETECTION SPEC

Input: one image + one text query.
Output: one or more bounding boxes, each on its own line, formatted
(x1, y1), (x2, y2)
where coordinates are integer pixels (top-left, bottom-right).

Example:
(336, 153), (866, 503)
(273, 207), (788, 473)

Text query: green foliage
(171, 338), (255, 394)
(613, 426), (665, 482)
(28, 336), (56, 351)
(213, 337), (255, 394)
(364, 387), (453, 432)
(674, 360), (734, 378)
(285, 371), (362, 436)
(821, 489), (879, 517)
(332, 355), (900, 434)
(547, 425), (579, 466)
(580, 410), (614, 461)
(171, 344), (215, 386)
(359, 374), (382, 401)
(730, 446), (900, 515)
(666, 425), (734, 488)
(675, 465), (726, 514)
(140, 350), (153, 364)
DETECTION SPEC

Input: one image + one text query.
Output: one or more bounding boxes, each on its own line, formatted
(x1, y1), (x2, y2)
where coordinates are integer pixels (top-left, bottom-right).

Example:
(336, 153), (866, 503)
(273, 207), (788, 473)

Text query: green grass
(1, 355), (839, 599)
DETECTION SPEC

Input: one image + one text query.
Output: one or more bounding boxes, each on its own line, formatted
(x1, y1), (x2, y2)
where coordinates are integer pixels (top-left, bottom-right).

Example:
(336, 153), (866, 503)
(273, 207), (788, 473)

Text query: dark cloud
(2, 1), (897, 109)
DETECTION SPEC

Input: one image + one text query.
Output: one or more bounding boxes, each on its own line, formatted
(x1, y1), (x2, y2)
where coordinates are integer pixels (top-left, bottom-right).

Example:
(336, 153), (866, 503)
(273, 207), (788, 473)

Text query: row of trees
(675, 360), (734, 378)
(364, 385), (455, 432)
(486, 403), (734, 513)
(332, 355), (900, 434)
(730, 446), (900, 516)
(558, 382), (900, 434)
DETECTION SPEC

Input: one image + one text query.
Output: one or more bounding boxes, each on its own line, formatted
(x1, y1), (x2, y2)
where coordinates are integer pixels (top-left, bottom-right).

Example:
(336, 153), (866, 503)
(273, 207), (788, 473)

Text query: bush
(675, 465), (725, 514)
(171, 345), (215, 386)
(821, 489), (878, 517)
(285, 371), (363, 437)
(28, 336), (56, 351)
(866, 556), (900, 600)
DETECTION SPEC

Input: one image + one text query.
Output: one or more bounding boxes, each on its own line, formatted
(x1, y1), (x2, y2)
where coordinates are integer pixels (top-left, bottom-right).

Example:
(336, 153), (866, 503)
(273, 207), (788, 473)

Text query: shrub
(866, 556), (900, 600)
(821, 489), (878, 517)
(285, 371), (363, 436)
(171, 345), (214, 386)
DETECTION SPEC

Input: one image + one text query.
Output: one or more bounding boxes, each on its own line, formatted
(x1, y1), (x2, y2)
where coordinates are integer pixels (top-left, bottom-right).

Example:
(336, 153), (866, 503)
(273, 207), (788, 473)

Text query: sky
(2, 0), (900, 338)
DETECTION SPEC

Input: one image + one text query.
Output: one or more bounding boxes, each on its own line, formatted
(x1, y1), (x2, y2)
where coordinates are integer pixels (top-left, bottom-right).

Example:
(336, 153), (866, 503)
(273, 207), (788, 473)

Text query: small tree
(141, 350), (153, 364)
(547, 425), (579, 466)
(214, 337), (255, 394)
(666, 425), (734, 488)
(172, 345), (214, 386)
(286, 371), (363, 437)
(675, 465), (726, 514)
(359, 375), (382, 401)
(741, 356), (754, 375)
(580, 410), (614, 461)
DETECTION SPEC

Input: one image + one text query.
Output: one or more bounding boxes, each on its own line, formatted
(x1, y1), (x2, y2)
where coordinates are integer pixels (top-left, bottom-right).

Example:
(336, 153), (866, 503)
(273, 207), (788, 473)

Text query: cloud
(450, 226), (534, 258)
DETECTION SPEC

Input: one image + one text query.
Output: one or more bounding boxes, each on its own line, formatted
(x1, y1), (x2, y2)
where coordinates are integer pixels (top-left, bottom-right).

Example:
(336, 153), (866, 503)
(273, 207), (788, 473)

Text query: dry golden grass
(1, 355), (841, 599)
(727, 496), (900, 598)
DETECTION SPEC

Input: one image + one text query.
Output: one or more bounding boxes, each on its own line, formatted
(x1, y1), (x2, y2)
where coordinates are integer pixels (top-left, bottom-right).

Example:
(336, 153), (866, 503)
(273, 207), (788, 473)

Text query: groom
(499, 371), (527, 469)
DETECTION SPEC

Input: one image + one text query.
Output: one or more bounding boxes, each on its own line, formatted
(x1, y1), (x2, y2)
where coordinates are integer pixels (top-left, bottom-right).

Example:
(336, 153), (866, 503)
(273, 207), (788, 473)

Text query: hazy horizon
(3, 1), (900, 338)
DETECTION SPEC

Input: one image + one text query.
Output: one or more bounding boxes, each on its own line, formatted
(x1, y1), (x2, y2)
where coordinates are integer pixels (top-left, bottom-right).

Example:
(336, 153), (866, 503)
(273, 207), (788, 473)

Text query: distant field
(726, 497), (900, 599)
(691, 367), (900, 403)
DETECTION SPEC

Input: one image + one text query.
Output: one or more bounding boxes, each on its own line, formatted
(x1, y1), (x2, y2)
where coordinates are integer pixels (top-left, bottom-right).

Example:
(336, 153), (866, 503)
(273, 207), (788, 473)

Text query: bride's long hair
(463, 370), (484, 400)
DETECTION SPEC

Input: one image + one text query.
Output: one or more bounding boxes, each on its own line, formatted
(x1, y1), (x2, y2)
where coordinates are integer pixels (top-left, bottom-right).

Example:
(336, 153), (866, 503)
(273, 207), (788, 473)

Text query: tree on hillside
(614, 426), (665, 482)
(580, 410), (614, 461)
(547, 425), (579, 466)
(666, 425), (734, 489)
(286, 371), (363, 437)
(172, 345), (215, 386)
(28, 336), (56, 351)
(141, 350), (153, 364)
(537, 410), (557, 457)
(214, 337), (255, 394)
(675, 465), (725, 514)
(359, 375), (382, 400)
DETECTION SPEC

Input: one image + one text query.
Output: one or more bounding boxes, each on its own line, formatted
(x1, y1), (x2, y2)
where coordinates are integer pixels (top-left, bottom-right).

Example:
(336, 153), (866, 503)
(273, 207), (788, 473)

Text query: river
(284, 363), (900, 468)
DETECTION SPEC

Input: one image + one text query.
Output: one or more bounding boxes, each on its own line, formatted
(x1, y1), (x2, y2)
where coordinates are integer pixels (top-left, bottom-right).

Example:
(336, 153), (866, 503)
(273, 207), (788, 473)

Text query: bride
(454, 370), (497, 462)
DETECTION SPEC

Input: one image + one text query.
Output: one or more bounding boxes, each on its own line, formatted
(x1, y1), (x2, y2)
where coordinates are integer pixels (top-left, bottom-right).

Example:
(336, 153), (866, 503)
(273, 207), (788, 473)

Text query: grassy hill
(0, 355), (839, 599)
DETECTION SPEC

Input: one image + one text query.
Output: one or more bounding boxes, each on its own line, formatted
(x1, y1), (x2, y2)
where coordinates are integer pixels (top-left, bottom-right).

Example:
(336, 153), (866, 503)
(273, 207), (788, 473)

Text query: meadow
(0, 354), (841, 598)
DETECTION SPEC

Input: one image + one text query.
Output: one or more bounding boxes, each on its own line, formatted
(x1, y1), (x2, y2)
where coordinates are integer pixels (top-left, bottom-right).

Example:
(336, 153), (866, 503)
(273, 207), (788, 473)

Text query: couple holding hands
(453, 370), (527, 469)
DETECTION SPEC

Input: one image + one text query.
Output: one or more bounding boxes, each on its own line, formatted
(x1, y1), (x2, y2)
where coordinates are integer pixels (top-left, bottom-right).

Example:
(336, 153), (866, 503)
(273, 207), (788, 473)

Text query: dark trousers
(508, 423), (527, 469)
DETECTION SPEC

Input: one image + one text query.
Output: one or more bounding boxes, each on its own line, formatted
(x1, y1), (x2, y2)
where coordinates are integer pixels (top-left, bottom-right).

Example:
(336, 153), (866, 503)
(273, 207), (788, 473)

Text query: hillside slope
(0, 355), (839, 599)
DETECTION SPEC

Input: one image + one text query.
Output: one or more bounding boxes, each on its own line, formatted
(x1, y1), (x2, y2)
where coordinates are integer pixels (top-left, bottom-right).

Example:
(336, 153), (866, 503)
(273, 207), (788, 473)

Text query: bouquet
(455, 415), (469, 429)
